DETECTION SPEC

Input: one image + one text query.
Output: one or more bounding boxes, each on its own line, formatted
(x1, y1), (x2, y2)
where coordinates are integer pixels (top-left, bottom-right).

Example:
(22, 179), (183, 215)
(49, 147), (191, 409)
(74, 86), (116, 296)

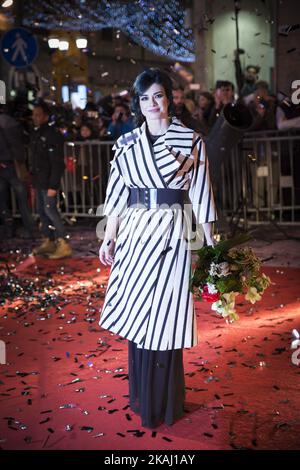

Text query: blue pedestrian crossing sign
(0, 27), (38, 68)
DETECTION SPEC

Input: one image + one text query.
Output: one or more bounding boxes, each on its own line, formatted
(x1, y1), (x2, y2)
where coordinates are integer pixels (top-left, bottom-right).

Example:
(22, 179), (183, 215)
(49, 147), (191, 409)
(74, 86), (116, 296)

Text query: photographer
(107, 103), (134, 140)
(172, 86), (203, 133)
(247, 81), (276, 131)
(240, 65), (260, 98)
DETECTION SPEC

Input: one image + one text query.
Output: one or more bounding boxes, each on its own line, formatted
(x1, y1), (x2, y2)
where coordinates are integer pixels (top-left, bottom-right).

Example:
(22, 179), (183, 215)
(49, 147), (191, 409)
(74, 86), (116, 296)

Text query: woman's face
(80, 125), (92, 139)
(198, 95), (209, 109)
(139, 83), (169, 122)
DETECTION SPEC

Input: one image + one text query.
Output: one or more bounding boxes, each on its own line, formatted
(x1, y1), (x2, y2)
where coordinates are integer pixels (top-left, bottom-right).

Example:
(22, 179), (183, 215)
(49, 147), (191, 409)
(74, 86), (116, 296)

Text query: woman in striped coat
(99, 68), (217, 428)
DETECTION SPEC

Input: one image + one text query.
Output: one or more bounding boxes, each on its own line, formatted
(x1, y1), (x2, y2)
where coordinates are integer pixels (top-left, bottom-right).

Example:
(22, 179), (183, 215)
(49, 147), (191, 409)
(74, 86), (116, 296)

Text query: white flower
(212, 292), (239, 321)
(222, 292), (239, 317)
(211, 300), (224, 314)
(208, 262), (218, 277)
(223, 292), (239, 304)
(208, 262), (230, 278)
(219, 262), (230, 277)
(207, 282), (218, 294)
(245, 286), (262, 304)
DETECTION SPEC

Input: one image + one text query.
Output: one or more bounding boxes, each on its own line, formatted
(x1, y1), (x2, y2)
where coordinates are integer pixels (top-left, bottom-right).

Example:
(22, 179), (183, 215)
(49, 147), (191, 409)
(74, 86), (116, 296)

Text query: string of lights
(22, 0), (195, 62)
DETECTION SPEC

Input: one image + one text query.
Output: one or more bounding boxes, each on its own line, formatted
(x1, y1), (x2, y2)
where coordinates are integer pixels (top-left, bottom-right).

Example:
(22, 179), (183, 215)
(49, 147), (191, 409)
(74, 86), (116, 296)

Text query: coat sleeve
(188, 136), (218, 224)
(102, 151), (130, 217)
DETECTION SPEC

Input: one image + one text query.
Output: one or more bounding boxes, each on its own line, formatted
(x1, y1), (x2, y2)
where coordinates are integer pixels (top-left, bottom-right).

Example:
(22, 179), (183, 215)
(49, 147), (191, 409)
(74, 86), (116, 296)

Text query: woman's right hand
(99, 239), (116, 266)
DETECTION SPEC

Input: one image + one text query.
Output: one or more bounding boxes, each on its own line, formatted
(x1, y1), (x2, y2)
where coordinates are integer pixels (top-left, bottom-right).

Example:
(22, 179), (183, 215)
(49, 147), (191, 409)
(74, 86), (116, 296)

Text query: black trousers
(128, 340), (185, 428)
(35, 189), (66, 239)
(0, 164), (34, 233)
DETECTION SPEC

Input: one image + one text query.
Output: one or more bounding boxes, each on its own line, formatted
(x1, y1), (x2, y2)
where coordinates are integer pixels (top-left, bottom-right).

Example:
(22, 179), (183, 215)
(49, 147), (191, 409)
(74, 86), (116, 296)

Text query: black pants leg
(36, 189), (66, 239)
(0, 165), (34, 233)
(128, 340), (185, 428)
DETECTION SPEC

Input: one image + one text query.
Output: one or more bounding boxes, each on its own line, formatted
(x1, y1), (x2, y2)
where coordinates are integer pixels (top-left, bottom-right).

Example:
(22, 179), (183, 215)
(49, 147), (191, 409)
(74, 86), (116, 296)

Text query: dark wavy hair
(131, 68), (175, 126)
(33, 100), (50, 116)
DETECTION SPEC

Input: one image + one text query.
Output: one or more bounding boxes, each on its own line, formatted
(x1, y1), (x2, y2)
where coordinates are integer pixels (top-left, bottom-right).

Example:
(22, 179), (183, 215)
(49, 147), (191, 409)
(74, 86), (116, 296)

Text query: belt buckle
(149, 189), (157, 209)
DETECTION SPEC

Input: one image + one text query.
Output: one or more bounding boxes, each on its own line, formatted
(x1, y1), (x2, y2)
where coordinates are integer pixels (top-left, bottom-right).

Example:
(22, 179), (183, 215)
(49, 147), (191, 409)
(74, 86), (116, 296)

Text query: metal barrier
(10, 131), (300, 226)
(61, 140), (113, 217)
(219, 130), (300, 226)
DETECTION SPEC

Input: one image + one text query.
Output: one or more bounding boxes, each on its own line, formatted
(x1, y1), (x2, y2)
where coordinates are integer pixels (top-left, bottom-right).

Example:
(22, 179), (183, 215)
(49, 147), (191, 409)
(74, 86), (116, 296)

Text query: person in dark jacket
(0, 105), (35, 238)
(212, 80), (235, 118)
(30, 102), (72, 259)
(193, 91), (216, 137)
(246, 81), (276, 131)
(172, 87), (204, 134)
(107, 103), (134, 140)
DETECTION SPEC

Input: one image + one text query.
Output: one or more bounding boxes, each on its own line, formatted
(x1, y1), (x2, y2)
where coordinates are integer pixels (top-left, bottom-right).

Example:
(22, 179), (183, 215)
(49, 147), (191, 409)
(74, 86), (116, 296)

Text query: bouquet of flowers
(190, 233), (271, 323)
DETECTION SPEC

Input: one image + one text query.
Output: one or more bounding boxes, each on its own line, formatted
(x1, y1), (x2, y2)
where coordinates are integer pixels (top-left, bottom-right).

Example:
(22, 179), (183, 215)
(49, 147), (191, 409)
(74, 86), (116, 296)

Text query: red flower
(201, 284), (220, 302)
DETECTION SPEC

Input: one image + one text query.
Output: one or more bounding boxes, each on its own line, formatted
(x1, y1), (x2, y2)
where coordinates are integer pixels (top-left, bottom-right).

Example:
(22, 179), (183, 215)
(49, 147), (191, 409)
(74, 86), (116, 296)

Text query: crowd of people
(4, 72), (300, 146)
(1, 71), (300, 258)
(66, 76), (300, 139)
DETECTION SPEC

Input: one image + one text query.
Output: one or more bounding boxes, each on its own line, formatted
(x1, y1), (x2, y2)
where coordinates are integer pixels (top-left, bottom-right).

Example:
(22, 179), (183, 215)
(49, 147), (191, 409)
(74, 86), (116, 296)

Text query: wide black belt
(128, 187), (189, 209)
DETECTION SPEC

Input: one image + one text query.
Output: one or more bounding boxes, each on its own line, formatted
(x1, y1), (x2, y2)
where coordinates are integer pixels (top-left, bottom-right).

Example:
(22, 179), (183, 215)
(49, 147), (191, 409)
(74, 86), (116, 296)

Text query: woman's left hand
(99, 239), (115, 266)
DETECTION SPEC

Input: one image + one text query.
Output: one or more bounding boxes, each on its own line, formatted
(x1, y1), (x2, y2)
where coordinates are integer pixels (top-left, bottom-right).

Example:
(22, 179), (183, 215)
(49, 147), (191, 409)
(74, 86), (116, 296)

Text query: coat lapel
(112, 117), (199, 187)
(154, 117), (198, 184)
(162, 117), (195, 156)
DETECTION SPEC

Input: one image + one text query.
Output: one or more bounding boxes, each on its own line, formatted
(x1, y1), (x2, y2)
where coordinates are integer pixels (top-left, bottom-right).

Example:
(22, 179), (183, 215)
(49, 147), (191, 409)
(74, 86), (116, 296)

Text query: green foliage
(216, 276), (242, 294)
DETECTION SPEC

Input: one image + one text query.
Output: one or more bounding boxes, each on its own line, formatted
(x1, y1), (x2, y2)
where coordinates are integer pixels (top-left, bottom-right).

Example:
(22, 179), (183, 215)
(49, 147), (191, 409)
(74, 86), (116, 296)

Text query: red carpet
(0, 254), (300, 450)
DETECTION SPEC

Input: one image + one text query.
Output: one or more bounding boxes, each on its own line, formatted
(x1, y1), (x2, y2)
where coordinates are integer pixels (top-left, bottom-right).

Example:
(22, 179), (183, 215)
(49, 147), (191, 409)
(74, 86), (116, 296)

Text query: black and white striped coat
(99, 117), (217, 350)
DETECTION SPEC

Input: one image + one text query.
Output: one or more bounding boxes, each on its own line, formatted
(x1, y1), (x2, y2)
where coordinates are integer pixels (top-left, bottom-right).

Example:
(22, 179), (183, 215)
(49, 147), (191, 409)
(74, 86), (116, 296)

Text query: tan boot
(33, 238), (56, 255)
(48, 238), (72, 259)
